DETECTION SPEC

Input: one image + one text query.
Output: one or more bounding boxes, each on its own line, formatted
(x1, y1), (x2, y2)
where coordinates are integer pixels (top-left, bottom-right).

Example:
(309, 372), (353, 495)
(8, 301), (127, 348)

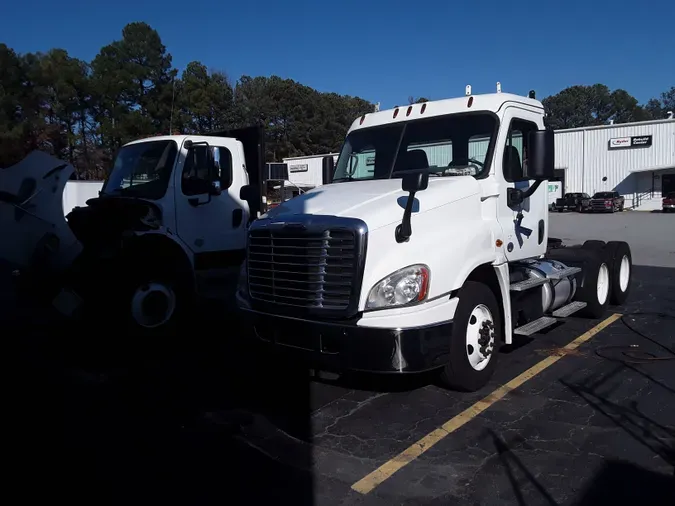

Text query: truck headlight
(365, 264), (430, 310)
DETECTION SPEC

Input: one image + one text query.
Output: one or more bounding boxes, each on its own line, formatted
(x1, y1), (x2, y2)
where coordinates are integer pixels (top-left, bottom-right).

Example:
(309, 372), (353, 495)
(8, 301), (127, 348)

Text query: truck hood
(263, 177), (480, 231)
(0, 151), (81, 270)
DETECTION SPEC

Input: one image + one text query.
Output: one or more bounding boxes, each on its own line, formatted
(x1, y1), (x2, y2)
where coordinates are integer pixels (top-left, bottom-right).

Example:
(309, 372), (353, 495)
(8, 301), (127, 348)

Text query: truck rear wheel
(547, 248), (610, 318)
(574, 251), (611, 318)
(582, 240), (606, 250)
(604, 241), (632, 305)
(438, 281), (501, 392)
(582, 240), (631, 305)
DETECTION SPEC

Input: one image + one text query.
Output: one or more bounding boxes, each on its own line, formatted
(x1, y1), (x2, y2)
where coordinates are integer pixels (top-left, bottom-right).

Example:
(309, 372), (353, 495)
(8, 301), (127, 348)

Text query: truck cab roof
(350, 93), (544, 133)
(123, 134), (223, 147)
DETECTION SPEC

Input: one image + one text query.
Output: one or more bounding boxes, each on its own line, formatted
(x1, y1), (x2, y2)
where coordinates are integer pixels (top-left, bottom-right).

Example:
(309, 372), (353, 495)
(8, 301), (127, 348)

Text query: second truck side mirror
(524, 130), (555, 180)
(322, 156), (334, 185)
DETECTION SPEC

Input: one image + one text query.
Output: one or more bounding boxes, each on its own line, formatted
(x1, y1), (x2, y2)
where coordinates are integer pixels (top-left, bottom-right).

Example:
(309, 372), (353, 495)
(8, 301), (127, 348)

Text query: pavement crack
(313, 392), (388, 438)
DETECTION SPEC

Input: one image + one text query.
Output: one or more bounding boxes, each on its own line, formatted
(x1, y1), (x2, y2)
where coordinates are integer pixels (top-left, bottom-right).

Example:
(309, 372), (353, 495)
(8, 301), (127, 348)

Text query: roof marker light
(406, 106), (412, 117)
(467, 96), (474, 108)
(360, 115), (366, 125)
(393, 108), (399, 118)
(420, 103), (427, 114)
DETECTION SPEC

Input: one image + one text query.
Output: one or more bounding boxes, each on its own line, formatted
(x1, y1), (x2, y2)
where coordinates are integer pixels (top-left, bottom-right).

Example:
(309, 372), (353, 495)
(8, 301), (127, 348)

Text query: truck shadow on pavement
(7, 263), (675, 505)
(12, 322), (317, 504)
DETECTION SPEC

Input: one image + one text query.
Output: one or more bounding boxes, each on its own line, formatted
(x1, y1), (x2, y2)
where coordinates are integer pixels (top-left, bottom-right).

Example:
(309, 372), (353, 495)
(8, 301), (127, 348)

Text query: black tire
(574, 251), (611, 318)
(114, 261), (192, 338)
(582, 240), (606, 250)
(547, 248), (611, 318)
(438, 281), (501, 392)
(604, 241), (632, 305)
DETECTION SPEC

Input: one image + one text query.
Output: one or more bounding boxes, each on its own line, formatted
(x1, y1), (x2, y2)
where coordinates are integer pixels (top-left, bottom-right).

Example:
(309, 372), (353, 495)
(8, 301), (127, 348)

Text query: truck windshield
(593, 192), (614, 198)
(333, 113), (498, 182)
(102, 140), (178, 199)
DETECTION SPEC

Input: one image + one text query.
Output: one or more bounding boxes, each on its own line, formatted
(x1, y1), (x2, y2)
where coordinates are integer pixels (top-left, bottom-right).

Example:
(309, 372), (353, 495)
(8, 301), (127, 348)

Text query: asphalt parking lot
(8, 211), (675, 505)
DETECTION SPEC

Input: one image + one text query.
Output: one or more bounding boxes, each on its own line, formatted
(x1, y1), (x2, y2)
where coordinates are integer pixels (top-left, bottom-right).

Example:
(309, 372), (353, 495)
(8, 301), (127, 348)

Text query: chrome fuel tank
(512, 259), (578, 313)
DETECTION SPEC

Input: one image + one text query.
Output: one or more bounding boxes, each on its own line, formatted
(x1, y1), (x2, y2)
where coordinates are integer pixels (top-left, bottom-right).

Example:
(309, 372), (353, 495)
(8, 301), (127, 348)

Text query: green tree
(90, 22), (175, 157)
(0, 44), (34, 167)
(179, 61), (234, 134)
(34, 49), (91, 170)
(0, 22), (374, 170)
(643, 87), (675, 119)
(543, 84), (651, 129)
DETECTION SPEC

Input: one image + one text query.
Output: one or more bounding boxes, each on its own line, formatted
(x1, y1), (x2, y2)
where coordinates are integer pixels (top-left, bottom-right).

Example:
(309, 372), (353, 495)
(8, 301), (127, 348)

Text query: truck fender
(121, 233), (196, 294)
(458, 262), (513, 345)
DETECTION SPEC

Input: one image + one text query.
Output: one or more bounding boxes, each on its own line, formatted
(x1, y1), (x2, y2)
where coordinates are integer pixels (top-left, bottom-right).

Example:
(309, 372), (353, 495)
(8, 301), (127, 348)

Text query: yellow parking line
(351, 313), (622, 495)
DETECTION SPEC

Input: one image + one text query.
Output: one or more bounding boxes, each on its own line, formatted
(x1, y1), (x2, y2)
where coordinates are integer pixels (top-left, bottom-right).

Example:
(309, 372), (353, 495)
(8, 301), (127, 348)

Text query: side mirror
(396, 169), (429, 243)
(322, 156), (334, 185)
(524, 130), (555, 180)
(402, 170), (429, 193)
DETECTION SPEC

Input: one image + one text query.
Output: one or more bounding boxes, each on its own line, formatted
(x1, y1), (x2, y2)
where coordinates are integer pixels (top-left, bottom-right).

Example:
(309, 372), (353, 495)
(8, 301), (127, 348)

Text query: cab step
(510, 277), (548, 292)
(547, 266), (582, 279)
(514, 316), (557, 336)
(552, 300), (587, 318)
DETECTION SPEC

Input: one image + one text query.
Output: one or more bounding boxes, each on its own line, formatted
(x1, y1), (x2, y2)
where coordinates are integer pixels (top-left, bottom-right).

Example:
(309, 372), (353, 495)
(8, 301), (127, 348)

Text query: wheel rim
(465, 304), (495, 371)
(597, 263), (610, 305)
(619, 255), (630, 292)
(131, 282), (177, 328)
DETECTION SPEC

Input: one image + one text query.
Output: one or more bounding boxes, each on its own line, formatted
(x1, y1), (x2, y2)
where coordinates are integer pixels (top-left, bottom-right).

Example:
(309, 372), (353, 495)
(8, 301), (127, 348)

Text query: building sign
(289, 163), (308, 173)
(608, 135), (652, 150)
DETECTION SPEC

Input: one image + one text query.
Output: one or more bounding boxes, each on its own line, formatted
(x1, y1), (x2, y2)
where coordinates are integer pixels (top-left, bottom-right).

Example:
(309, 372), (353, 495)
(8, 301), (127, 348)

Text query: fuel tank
(511, 258), (578, 313)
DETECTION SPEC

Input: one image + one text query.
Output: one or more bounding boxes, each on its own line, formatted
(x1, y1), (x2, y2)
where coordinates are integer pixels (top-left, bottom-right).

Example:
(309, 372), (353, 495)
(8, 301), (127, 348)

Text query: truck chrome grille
(247, 228), (358, 310)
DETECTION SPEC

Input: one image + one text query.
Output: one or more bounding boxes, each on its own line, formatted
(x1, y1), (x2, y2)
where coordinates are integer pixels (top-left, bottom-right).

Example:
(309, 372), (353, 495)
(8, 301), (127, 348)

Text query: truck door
(174, 137), (249, 270)
(496, 108), (549, 261)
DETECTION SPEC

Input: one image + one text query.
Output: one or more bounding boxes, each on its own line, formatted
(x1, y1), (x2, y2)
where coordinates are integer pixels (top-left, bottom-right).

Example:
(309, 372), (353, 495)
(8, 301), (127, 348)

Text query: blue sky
(2, 0), (673, 108)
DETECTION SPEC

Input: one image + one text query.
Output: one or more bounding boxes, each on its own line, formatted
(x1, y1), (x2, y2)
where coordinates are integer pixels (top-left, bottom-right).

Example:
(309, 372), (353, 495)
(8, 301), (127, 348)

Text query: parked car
(554, 192), (591, 212)
(663, 192), (675, 213)
(589, 191), (625, 213)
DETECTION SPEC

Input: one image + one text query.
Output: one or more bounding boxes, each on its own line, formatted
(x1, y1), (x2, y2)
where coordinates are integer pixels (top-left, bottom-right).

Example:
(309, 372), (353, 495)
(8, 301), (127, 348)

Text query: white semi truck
(236, 88), (633, 391)
(2, 126), (266, 333)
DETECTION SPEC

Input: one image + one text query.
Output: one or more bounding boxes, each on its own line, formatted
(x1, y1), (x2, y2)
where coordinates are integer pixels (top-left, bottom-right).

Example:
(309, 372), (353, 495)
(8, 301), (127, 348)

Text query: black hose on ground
(595, 311), (675, 364)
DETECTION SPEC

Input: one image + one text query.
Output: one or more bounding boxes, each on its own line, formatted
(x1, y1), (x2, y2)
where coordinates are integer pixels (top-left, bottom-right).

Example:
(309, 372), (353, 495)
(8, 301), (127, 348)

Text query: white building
(554, 117), (675, 210)
(281, 153), (339, 190)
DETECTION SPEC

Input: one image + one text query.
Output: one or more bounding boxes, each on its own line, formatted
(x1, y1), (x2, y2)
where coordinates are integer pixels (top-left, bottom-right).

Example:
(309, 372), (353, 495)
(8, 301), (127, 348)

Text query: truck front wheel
(130, 279), (178, 331)
(438, 281), (501, 392)
(118, 263), (192, 336)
